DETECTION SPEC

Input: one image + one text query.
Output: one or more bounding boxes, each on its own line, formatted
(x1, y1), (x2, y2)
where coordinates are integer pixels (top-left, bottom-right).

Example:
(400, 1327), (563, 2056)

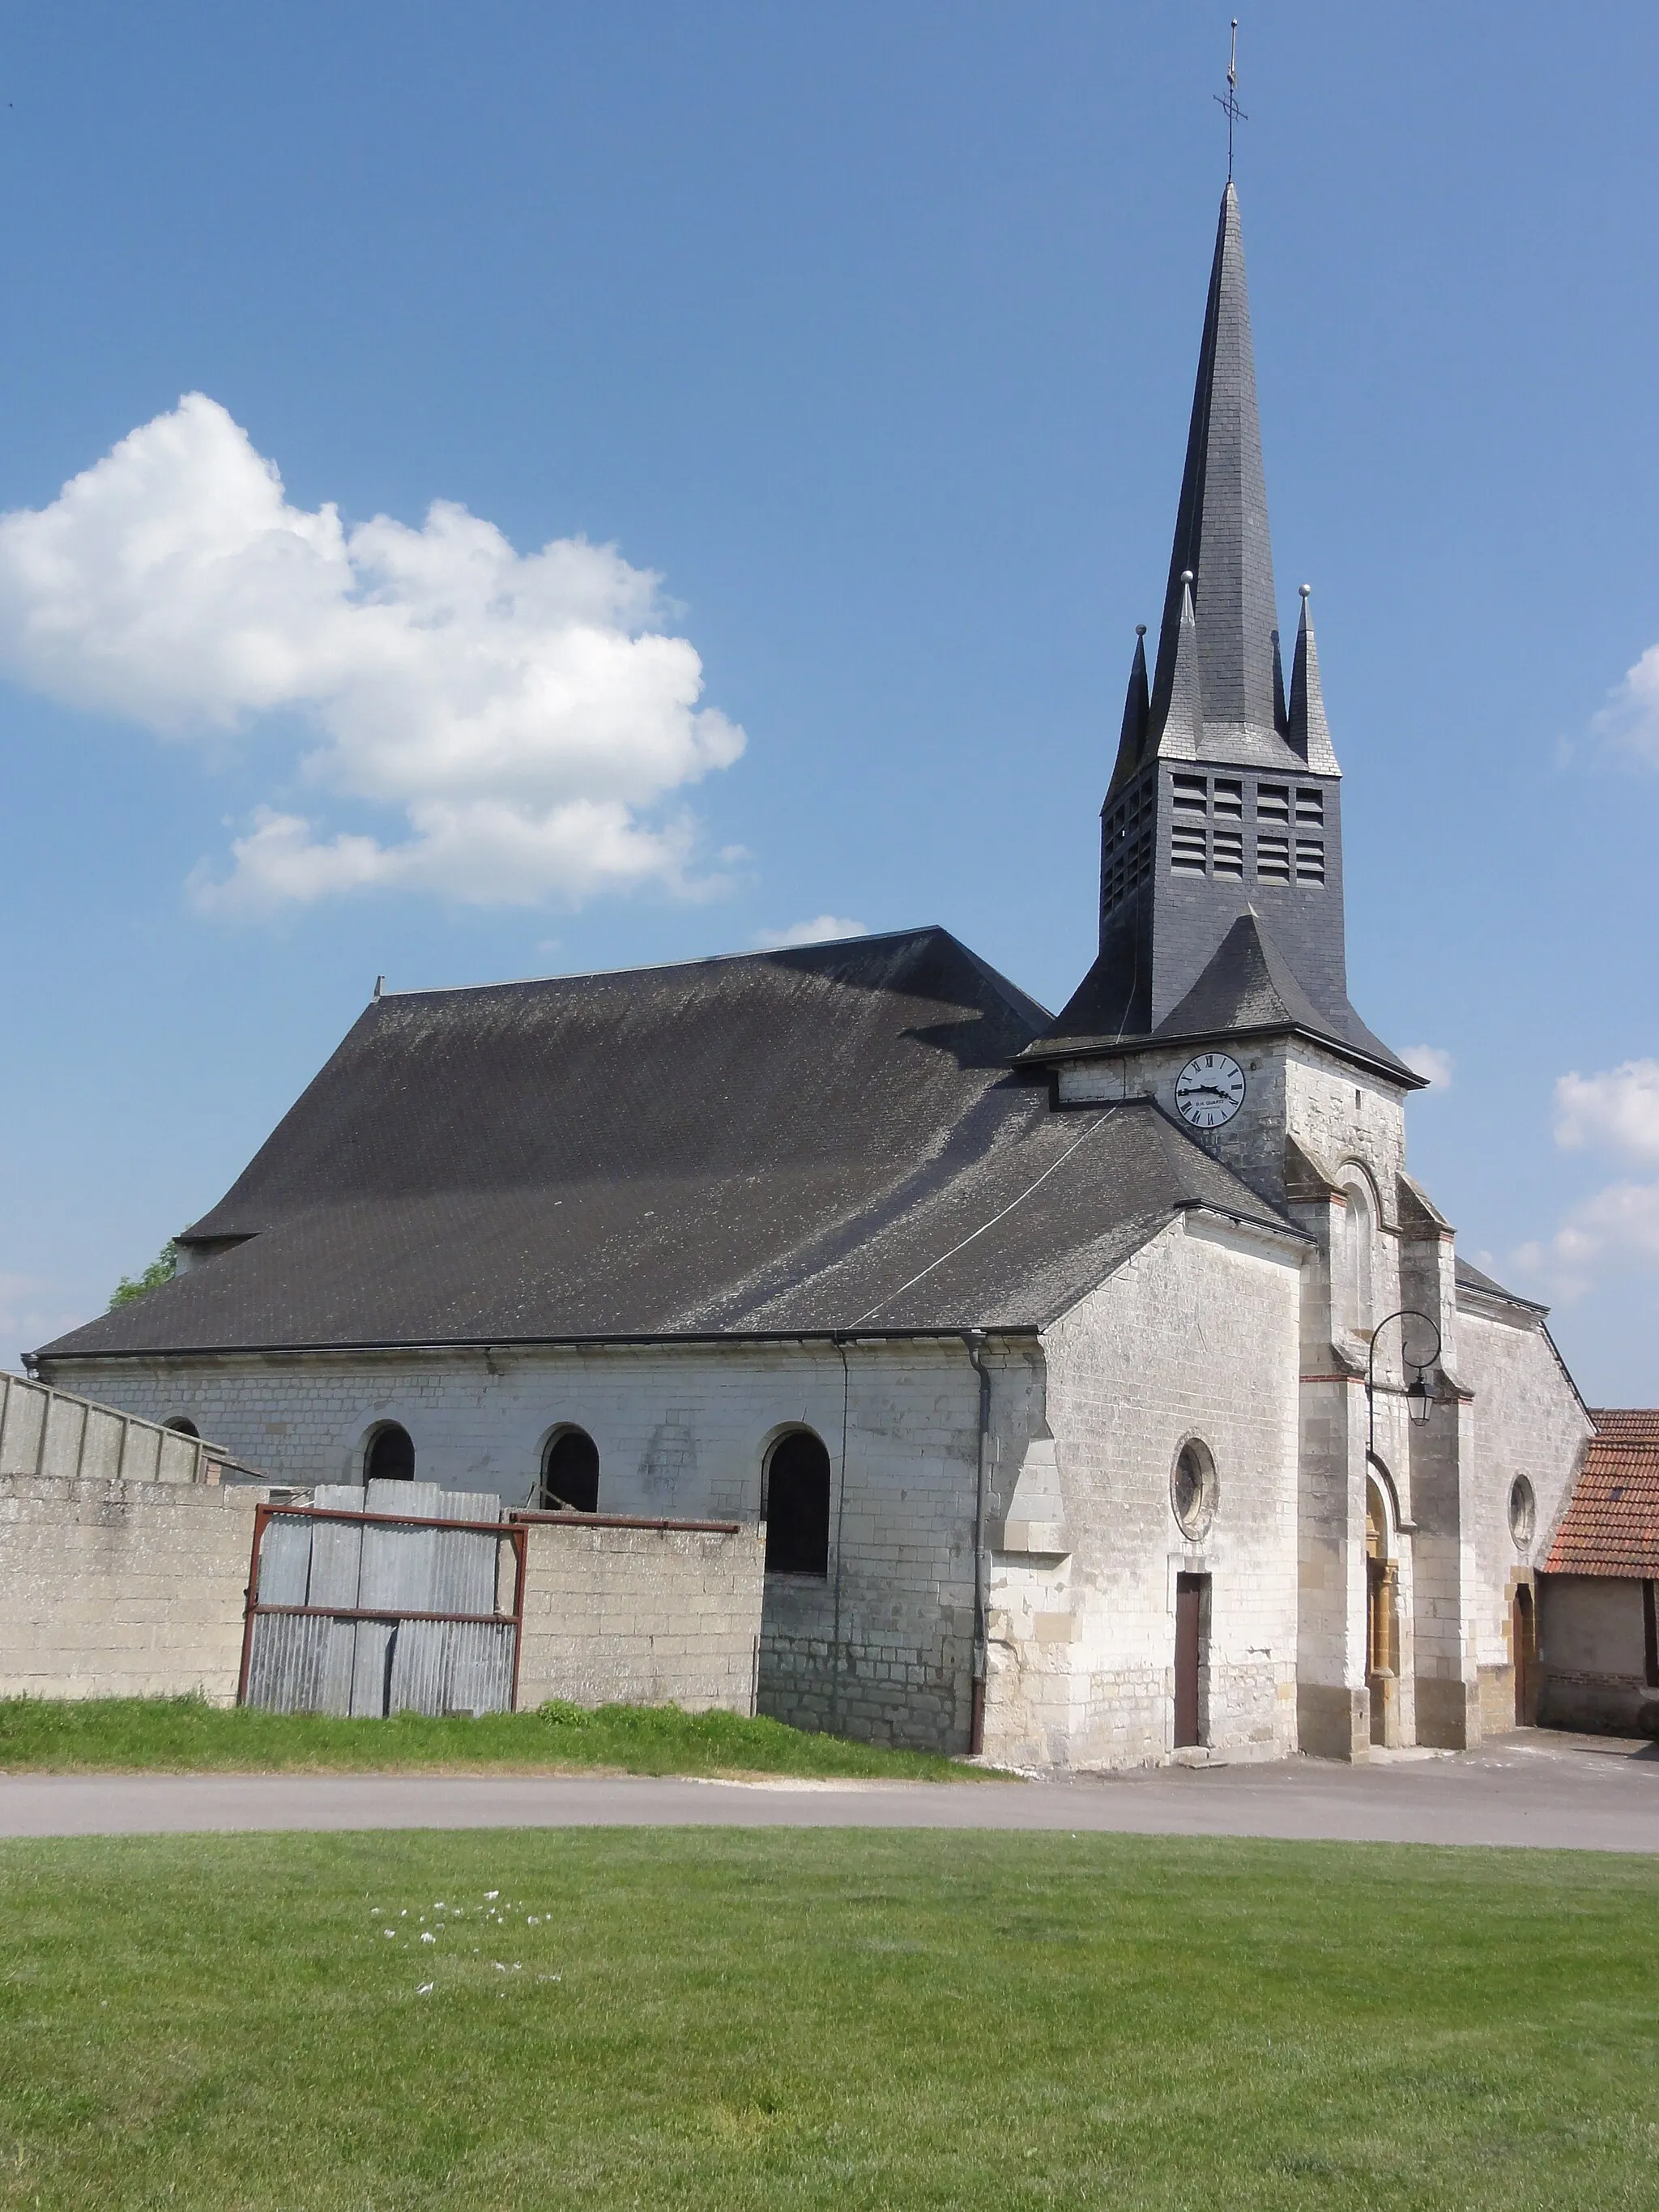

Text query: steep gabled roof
(1021, 914), (1422, 1085)
(1546, 1411), (1659, 1577)
(36, 927), (1298, 1358)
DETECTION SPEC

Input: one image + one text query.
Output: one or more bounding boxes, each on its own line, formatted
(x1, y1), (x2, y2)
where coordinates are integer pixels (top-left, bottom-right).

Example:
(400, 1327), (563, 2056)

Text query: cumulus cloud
(1554, 1059), (1659, 1165)
(0, 394), (745, 909)
(1399, 1043), (1453, 1092)
(1515, 1182), (1659, 1302)
(752, 914), (869, 948)
(1512, 1057), (1659, 1298)
(1593, 638), (1659, 765)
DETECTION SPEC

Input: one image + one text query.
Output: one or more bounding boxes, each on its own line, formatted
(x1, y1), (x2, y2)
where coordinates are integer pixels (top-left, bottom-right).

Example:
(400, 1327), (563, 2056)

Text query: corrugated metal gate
(239, 1481), (526, 1717)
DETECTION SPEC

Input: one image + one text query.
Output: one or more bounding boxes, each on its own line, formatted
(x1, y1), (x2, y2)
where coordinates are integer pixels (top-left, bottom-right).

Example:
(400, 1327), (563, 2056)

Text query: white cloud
(1594, 637), (1659, 765)
(0, 394), (745, 910)
(1515, 1181), (1659, 1303)
(1399, 1043), (1453, 1092)
(1554, 1059), (1659, 1166)
(1512, 1057), (1659, 1299)
(752, 914), (869, 948)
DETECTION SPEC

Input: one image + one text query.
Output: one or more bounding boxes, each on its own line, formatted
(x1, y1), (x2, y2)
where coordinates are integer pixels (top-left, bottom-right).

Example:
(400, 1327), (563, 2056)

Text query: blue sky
(3, 2), (1658, 1400)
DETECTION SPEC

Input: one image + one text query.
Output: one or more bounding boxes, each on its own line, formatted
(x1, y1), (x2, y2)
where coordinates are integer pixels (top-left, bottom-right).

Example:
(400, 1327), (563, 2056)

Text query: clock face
(1175, 1051), (1246, 1130)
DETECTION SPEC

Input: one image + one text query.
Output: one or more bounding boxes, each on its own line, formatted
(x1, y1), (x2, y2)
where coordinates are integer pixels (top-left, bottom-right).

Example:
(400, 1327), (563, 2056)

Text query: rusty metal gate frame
(237, 1501), (529, 1711)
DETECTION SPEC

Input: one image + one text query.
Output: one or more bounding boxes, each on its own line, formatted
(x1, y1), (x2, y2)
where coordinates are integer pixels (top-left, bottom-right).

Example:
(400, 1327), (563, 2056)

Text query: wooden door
(1512, 1585), (1536, 1726)
(1175, 1574), (1205, 1748)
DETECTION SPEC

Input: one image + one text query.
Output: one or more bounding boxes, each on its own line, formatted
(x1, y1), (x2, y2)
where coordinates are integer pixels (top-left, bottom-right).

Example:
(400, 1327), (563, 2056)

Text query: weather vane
(1213, 19), (1247, 181)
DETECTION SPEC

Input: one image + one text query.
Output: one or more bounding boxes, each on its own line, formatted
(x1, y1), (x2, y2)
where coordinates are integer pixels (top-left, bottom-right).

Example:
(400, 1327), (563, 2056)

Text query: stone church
(35, 181), (1592, 1767)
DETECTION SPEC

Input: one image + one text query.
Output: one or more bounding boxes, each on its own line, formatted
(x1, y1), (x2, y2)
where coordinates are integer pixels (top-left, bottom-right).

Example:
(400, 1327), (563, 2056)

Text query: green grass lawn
(0, 1828), (1654, 2210)
(0, 1694), (980, 1780)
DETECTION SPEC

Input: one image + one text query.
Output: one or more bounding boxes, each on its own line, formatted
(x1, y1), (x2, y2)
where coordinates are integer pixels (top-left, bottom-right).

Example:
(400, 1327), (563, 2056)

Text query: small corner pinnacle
(373, 974), (385, 1000)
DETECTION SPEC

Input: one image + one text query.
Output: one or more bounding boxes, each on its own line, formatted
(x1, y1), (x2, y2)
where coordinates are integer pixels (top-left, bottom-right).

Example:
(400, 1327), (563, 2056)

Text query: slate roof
(1453, 1253), (1545, 1313)
(1129, 181), (1313, 785)
(1021, 914), (1422, 1085)
(1545, 1411), (1659, 1578)
(36, 927), (1299, 1361)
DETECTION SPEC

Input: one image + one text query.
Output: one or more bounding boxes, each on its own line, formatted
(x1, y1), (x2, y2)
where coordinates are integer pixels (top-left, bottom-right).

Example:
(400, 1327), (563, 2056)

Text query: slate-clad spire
(1024, 168), (1396, 1077)
(1161, 572), (1203, 757)
(1104, 624), (1150, 800)
(1149, 181), (1280, 748)
(1288, 584), (1340, 774)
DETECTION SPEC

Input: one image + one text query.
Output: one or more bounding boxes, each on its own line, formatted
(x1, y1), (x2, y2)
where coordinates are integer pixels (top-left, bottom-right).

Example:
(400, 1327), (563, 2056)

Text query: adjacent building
(1537, 1410), (1659, 1737)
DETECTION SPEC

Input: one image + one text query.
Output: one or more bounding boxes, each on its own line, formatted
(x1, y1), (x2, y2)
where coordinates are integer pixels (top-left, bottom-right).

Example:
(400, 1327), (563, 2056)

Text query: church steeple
(1023, 178), (1418, 1091)
(1149, 181), (1281, 756)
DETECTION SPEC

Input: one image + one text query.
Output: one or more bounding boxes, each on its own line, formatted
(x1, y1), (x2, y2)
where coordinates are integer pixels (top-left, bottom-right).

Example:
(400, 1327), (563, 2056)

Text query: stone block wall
(0, 1473), (266, 1703)
(514, 1516), (765, 1715)
(49, 1337), (996, 1755)
(1456, 1301), (1593, 1719)
(991, 1210), (1303, 1771)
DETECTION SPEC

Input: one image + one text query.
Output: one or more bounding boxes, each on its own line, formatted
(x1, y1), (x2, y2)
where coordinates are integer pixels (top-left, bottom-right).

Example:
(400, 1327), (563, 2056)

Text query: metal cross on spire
(1213, 18), (1247, 180)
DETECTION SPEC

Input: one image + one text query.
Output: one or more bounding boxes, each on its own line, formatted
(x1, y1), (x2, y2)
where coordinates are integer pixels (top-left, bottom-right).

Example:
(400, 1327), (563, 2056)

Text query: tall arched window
(541, 1427), (599, 1512)
(1338, 1176), (1375, 1337)
(365, 1422), (415, 1482)
(764, 1429), (831, 1577)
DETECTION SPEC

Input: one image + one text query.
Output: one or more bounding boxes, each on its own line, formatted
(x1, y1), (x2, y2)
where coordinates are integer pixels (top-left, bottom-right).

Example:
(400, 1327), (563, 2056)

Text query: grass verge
(0, 1694), (983, 1780)
(1, 1827), (1655, 2209)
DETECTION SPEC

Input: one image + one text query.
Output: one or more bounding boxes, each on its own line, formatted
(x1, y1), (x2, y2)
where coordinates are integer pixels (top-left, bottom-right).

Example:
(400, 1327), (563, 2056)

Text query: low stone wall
(513, 1515), (765, 1715)
(0, 1446), (766, 1717)
(0, 1473), (267, 1703)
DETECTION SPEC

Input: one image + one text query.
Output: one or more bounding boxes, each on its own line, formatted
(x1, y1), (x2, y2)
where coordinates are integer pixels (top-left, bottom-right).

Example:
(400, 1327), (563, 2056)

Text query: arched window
(764, 1429), (831, 1577)
(542, 1427), (600, 1513)
(365, 1422), (415, 1482)
(163, 1417), (199, 1438)
(1337, 1176), (1375, 1337)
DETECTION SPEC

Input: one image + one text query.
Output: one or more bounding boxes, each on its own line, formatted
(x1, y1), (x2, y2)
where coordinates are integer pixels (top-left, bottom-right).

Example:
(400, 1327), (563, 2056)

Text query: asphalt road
(1, 1731), (1654, 1851)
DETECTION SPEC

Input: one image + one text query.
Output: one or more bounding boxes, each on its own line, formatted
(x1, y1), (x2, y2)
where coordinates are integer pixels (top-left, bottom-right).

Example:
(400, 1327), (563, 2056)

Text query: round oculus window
(1171, 1444), (1218, 1541)
(1508, 1476), (1536, 1549)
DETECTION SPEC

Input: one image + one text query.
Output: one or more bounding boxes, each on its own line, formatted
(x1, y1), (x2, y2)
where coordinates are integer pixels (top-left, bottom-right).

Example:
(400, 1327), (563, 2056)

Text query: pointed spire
(1149, 181), (1280, 748)
(1104, 625), (1151, 800)
(1288, 584), (1340, 774)
(1271, 627), (1289, 736)
(1156, 572), (1203, 759)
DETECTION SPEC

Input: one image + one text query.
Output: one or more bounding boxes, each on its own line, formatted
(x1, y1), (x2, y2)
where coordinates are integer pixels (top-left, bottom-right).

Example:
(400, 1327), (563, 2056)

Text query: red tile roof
(1545, 1410), (1659, 1577)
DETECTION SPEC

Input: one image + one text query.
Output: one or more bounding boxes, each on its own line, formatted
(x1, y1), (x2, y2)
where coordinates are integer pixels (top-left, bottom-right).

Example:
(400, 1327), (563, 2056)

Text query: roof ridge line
(373, 924), (951, 1001)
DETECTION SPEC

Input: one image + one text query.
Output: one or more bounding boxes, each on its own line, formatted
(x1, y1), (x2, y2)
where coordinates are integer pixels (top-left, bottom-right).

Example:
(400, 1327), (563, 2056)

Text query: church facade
(35, 183), (1592, 1767)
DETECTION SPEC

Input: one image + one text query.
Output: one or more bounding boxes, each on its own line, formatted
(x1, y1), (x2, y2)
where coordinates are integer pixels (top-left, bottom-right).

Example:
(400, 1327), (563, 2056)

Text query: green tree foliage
(108, 1245), (177, 1311)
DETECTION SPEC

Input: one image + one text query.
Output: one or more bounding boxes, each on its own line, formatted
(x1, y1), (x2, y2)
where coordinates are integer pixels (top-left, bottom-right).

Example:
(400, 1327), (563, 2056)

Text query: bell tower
(1019, 171), (1461, 1765)
(1018, 179), (1420, 1159)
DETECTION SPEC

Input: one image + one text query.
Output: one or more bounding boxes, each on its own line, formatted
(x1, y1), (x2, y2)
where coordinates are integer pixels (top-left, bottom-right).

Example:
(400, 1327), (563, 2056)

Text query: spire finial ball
(1180, 569), (1194, 585)
(1135, 623), (1146, 637)
(1299, 582), (1311, 599)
